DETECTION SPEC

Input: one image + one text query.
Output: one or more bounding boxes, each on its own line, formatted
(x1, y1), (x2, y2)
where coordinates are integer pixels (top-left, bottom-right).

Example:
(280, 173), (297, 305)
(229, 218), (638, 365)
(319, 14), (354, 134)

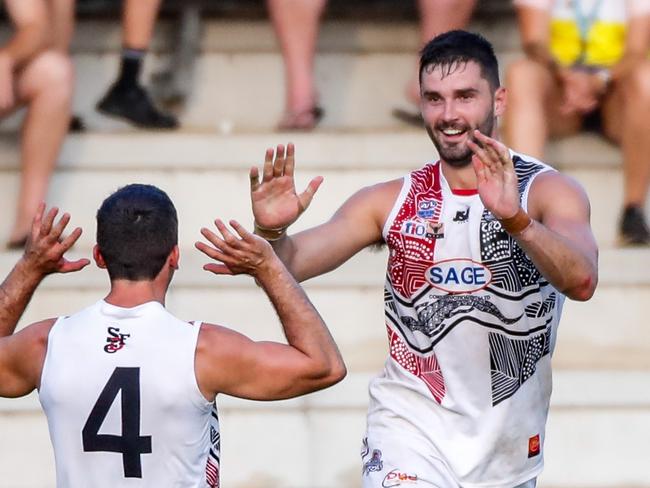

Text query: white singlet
(362, 152), (564, 488)
(39, 300), (220, 487)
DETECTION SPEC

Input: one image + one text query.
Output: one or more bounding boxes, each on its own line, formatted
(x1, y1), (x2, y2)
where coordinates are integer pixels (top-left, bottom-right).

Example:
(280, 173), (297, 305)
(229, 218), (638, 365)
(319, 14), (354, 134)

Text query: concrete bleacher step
(0, 131), (635, 249)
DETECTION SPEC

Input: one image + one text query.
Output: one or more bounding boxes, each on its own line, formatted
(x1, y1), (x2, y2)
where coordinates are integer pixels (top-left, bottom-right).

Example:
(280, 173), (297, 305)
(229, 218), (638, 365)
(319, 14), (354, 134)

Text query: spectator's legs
(503, 58), (581, 157)
(8, 51), (73, 246)
(268, 0), (327, 130)
(48, 0), (76, 52)
(96, 0), (178, 129)
(602, 60), (650, 244)
(123, 0), (161, 50)
(406, 0), (476, 104)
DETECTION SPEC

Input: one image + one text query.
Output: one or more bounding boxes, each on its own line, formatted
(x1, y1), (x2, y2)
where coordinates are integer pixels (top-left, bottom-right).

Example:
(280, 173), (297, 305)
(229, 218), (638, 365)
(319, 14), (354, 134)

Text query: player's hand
(21, 203), (90, 277)
(0, 51), (15, 112)
(250, 143), (323, 231)
(467, 131), (521, 220)
(196, 219), (281, 279)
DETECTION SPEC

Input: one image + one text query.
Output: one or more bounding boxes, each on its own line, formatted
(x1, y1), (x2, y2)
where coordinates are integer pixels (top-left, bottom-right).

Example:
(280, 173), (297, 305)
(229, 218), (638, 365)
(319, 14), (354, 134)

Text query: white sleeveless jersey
(39, 300), (221, 488)
(367, 152), (565, 487)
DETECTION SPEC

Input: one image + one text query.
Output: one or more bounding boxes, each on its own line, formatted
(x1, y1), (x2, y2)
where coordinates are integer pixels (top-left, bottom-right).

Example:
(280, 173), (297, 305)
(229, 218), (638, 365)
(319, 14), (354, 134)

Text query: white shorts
(360, 435), (537, 488)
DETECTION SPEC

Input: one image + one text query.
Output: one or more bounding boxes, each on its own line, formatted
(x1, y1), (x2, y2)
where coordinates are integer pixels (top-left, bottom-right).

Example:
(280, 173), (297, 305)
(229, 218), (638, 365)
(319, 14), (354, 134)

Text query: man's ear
(168, 245), (180, 270)
(494, 87), (507, 117)
(93, 245), (107, 269)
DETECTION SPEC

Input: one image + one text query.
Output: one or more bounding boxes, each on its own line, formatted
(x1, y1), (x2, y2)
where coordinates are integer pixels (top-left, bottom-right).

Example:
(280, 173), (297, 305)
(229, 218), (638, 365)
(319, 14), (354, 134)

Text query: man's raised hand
(22, 203), (90, 277)
(196, 219), (280, 278)
(250, 143), (323, 232)
(467, 131), (521, 220)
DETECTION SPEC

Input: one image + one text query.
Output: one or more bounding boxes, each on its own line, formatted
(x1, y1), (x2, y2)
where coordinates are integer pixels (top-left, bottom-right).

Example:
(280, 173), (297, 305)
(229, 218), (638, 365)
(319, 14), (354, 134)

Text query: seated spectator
(2, 0), (73, 248)
(504, 0), (650, 245)
(268, 0), (476, 130)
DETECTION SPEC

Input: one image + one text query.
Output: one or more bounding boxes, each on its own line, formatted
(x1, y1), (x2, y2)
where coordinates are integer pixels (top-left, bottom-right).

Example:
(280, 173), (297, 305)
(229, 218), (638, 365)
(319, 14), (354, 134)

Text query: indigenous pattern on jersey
(366, 152), (565, 487)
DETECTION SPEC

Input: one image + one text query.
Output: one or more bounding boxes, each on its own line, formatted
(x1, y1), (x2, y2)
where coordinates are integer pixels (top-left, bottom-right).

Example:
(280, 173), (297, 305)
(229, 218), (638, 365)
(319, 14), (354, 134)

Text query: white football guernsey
(364, 152), (565, 487)
(39, 300), (220, 487)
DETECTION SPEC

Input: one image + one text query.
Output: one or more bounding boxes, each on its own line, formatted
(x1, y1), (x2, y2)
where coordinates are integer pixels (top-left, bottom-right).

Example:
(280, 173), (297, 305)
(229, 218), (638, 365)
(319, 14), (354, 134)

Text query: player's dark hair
(97, 184), (178, 281)
(419, 30), (500, 91)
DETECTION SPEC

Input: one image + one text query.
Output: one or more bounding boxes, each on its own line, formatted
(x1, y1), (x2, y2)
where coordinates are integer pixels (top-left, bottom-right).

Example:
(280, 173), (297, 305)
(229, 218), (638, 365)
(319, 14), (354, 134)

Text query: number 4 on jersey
(82, 367), (152, 478)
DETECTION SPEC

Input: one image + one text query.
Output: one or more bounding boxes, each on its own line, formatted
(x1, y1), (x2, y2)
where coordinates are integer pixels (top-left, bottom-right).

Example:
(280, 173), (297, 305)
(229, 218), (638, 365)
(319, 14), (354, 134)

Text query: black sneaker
(619, 206), (650, 246)
(96, 83), (179, 129)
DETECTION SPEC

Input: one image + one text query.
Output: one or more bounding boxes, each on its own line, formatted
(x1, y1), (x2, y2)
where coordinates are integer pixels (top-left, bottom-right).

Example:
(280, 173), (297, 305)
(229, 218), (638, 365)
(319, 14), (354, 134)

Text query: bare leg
(267, 0), (327, 128)
(123, 0), (162, 50)
(405, 0), (477, 104)
(603, 60), (650, 207)
(503, 58), (582, 157)
(602, 60), (650, 244)
(9, 51), (73, 244)
(47, 0), (76, 52)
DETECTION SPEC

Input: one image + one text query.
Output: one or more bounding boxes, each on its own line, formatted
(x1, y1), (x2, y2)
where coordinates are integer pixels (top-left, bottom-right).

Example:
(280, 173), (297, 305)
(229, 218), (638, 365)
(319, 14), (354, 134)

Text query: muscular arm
(0, 319), (54, 397)
(270, 179), (402, 282)
(0, 260), (46, 337)
(517, 172), (598, 301)
(195, 220), (346, 401)
(2, 0), (49, 68)
(469, 133), (598, 301)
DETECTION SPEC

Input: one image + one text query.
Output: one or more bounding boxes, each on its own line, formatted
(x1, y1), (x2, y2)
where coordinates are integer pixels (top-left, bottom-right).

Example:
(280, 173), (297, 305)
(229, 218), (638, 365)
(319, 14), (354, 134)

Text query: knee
(27, 51), (74, 98)
(505, 58), (549, 96)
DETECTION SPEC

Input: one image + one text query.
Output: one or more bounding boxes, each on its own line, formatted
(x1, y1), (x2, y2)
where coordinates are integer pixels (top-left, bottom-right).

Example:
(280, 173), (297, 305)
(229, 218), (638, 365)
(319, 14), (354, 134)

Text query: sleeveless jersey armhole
(189, 321), (214, 410)
(38, 316), (66, 394)
(521, 167), (555, 213)
(382, 174), (412, 242)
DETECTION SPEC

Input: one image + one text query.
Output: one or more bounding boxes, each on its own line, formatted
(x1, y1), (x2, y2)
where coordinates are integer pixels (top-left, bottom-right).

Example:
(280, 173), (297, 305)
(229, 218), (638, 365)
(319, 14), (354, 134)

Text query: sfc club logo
(426, 258), (492, 293)
(417, 199), (439, 219)
(104, 326), (130, 353)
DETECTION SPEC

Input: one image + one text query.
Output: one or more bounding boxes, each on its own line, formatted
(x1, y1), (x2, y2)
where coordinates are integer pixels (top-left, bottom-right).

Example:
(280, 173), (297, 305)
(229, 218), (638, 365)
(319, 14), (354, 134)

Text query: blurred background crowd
(1, 0), (649, 247)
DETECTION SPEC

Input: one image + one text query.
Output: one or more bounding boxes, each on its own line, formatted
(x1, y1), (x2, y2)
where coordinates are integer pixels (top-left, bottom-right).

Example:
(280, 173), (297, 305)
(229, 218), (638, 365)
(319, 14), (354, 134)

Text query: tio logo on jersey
(426, 259), (492, 293)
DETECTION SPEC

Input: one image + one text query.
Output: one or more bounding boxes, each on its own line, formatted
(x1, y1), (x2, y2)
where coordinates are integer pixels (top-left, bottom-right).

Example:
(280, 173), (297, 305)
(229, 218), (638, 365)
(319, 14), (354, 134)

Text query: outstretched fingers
(262, 147), (275, 182)
(250, 165), (261, 193)
(283, 143), (296, 177)
(39, 206), (59, 237)
(298, 176), (324, 212)
(272, 144), (286, 177)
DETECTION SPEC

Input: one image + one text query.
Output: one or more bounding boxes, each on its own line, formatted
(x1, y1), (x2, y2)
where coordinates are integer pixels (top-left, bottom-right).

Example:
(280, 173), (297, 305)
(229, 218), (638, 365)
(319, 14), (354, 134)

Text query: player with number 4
(0, 184), (345, 487)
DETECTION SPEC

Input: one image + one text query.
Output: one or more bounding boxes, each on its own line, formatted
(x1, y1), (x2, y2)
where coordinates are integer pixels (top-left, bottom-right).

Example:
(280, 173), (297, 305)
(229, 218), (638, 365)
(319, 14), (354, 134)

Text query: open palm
(467, 131), (520, 220)
(250, 143), (323, 230)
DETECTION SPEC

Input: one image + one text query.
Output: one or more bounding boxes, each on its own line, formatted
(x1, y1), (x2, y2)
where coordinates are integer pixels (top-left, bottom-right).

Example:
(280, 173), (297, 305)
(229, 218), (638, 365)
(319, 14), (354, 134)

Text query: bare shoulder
(12, 318), (57, 344)
(196, 322), (252, 356)
(528, 170), (591, 220)
(335, 177), (404, 220)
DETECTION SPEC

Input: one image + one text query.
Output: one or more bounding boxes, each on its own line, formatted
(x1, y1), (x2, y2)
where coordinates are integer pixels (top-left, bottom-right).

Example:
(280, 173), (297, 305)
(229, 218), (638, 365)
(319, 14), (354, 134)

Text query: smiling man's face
(420, 60), (505, 168)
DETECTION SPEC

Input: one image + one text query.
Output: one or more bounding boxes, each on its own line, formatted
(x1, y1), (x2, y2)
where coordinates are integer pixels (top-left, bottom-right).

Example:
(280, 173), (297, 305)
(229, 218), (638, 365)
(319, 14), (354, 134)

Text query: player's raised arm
(0, 204), (89, 398)
(468, 131), (598, 301)
(0, 203), (89, 337)
(250, 143), (400, 281)
(194, 219), (346, 401)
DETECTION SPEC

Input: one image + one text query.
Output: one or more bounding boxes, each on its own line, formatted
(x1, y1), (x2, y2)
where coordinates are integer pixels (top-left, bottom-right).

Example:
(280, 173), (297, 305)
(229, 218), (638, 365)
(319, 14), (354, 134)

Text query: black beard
(427, 111), (496, 168)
